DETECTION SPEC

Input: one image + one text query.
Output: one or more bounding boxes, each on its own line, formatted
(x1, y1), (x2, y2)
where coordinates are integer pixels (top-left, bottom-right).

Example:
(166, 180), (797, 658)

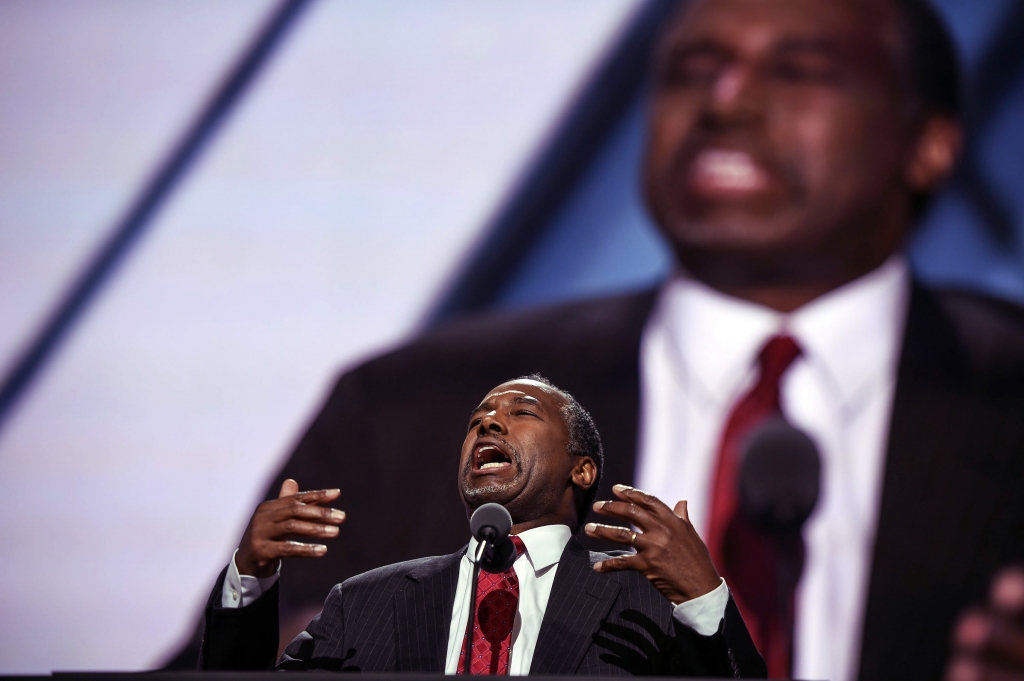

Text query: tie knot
(758, 334), (801, 385)
(510, 535), (526, 558)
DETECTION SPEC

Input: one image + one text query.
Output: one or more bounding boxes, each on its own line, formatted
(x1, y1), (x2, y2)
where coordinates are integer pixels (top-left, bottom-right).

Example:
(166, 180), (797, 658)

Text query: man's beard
(460, 436), (524, 504)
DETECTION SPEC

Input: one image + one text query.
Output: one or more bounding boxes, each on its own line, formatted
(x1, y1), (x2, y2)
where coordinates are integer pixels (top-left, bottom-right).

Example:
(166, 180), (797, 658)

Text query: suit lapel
(858, 286), (1024, 681)
(530, 538), (621, 675)
(393, 551), (462, 672)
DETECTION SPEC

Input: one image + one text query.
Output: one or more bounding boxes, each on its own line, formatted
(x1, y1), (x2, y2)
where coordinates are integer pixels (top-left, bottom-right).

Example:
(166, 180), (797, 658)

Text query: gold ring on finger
(630, 530), (638, 547)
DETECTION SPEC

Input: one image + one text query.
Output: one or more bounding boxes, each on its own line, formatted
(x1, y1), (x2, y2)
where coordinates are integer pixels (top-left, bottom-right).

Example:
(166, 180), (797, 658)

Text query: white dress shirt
(222, 549), (280, 608)
(222, 523), (731, 675)
(636, 255), (910, 681)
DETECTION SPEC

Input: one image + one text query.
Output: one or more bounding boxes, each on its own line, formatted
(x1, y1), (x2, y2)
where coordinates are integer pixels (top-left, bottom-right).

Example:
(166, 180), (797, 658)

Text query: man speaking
(201, 376), (765, 676)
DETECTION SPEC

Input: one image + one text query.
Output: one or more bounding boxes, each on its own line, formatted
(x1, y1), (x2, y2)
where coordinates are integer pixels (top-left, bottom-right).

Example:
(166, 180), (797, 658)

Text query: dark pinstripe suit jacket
(202, 537), (766, 676)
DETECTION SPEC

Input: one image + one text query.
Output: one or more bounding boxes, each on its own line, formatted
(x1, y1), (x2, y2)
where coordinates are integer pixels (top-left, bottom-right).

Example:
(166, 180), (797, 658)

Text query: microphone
(469, 503), (516, 573)
(739, 416), (821, 535)
(463, 503), (517, 671)
(738, 416), (821, 668)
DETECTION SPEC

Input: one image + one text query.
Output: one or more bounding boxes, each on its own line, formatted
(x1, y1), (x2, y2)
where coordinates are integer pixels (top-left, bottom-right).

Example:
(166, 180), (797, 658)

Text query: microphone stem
(775, 533), (802, 673)
(462, 540), (487, 674)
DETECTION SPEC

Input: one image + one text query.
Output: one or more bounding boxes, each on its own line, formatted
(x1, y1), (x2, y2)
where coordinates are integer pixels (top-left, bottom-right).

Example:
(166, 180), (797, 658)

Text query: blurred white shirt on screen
(636, 255), (910, 681)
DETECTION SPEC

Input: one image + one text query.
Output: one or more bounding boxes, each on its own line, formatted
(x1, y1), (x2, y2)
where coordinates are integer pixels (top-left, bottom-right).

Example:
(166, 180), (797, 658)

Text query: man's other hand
(584, 484), (720, 604)
(235, 479), (345, 578)
(947, 566), (1024, 681)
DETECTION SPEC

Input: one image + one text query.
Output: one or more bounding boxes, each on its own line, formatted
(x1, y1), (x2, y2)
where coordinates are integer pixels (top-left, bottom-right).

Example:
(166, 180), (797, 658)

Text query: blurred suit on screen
(175, 1), (1024, 681)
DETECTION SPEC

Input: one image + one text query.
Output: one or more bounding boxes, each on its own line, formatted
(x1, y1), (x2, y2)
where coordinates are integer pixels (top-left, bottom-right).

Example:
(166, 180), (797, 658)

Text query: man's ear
(905, 114), (962, 192)
(570, 456), (597, 490)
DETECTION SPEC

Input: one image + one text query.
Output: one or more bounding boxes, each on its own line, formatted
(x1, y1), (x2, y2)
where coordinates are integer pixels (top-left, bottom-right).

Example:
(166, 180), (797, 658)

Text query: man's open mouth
(474, 441), (514, 470)
(688, 148), (770, 195)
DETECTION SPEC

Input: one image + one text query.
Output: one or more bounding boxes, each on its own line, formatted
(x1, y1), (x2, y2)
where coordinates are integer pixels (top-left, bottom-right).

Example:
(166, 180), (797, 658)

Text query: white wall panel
(0, 0), (275, 377)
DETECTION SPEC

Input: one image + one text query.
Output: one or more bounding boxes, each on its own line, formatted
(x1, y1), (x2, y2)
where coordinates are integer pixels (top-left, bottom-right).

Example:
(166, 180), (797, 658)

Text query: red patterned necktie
(707, 335), (802, 679)
(458, 535), (525, 675)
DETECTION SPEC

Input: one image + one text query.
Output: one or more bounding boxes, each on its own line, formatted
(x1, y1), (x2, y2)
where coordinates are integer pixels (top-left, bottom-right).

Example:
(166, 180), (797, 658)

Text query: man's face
(459, 380), (584, 526)
(644, 0), (933, 286)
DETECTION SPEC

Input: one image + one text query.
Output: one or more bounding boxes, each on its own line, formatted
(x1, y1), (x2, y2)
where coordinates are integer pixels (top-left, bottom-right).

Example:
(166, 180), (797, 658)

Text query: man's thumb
(279, 478), (299, 499)
(673, 499), (690, 522)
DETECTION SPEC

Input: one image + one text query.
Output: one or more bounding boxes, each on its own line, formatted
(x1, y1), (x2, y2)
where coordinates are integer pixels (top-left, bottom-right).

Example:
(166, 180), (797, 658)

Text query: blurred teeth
(480, 462), (508, 470)
(695, 150), (762, 190)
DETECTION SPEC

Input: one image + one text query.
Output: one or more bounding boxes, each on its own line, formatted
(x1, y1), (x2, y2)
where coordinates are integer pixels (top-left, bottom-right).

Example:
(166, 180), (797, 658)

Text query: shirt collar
(465, 523), (572, 574)
(653, 254), (910, 411)
(788, 255), (910, 409)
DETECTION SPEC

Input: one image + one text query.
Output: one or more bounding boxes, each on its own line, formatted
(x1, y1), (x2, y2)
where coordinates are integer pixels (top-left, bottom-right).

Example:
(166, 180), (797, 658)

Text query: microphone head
(739, 417), (821, 536)
(469, 503), (512, 544)
(479, 536), (517, 573)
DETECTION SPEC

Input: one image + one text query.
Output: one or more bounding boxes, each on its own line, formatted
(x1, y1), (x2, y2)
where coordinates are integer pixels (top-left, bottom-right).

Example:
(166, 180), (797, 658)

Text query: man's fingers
(584, 522), (643, 548)
(279, 478), (299, 498)
(954, 611), (993, 655)
(592, 554), (638, 573)
(292, 488), (341, 505)
(276, 518), (341, 538)
(673, 499), (689, 522)
(991, 568), (1024, 617)
(273, 540), (328, 558)
(612, 484), (671, 515)
(267, 501), (346, 524)
(273, 480), (340, 505)
(954, 611), (1024, 668)
(592, 499), (659, 531)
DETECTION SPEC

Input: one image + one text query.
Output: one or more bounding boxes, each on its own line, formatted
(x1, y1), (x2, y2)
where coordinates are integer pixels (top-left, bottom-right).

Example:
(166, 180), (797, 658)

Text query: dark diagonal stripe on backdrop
(425, 0), (683, 326)
(0, 0), (315, 435)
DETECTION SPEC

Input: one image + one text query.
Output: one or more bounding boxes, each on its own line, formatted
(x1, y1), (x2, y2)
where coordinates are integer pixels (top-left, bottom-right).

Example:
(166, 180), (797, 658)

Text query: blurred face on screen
(643, 0), (957, 307)
(459, 380), (590, 528)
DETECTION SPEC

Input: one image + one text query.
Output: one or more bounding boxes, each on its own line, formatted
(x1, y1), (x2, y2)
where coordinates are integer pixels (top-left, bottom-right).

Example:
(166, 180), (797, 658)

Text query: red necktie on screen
(707, 335), (802, 679)
(458, 535), (525, 675)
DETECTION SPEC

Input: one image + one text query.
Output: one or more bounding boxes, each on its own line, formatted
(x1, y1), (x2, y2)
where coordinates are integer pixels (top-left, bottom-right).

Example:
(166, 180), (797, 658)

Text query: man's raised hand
(235, 479), (345, 578)
(584, 484), (720, 604)
(946, 566), (1024, 681)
